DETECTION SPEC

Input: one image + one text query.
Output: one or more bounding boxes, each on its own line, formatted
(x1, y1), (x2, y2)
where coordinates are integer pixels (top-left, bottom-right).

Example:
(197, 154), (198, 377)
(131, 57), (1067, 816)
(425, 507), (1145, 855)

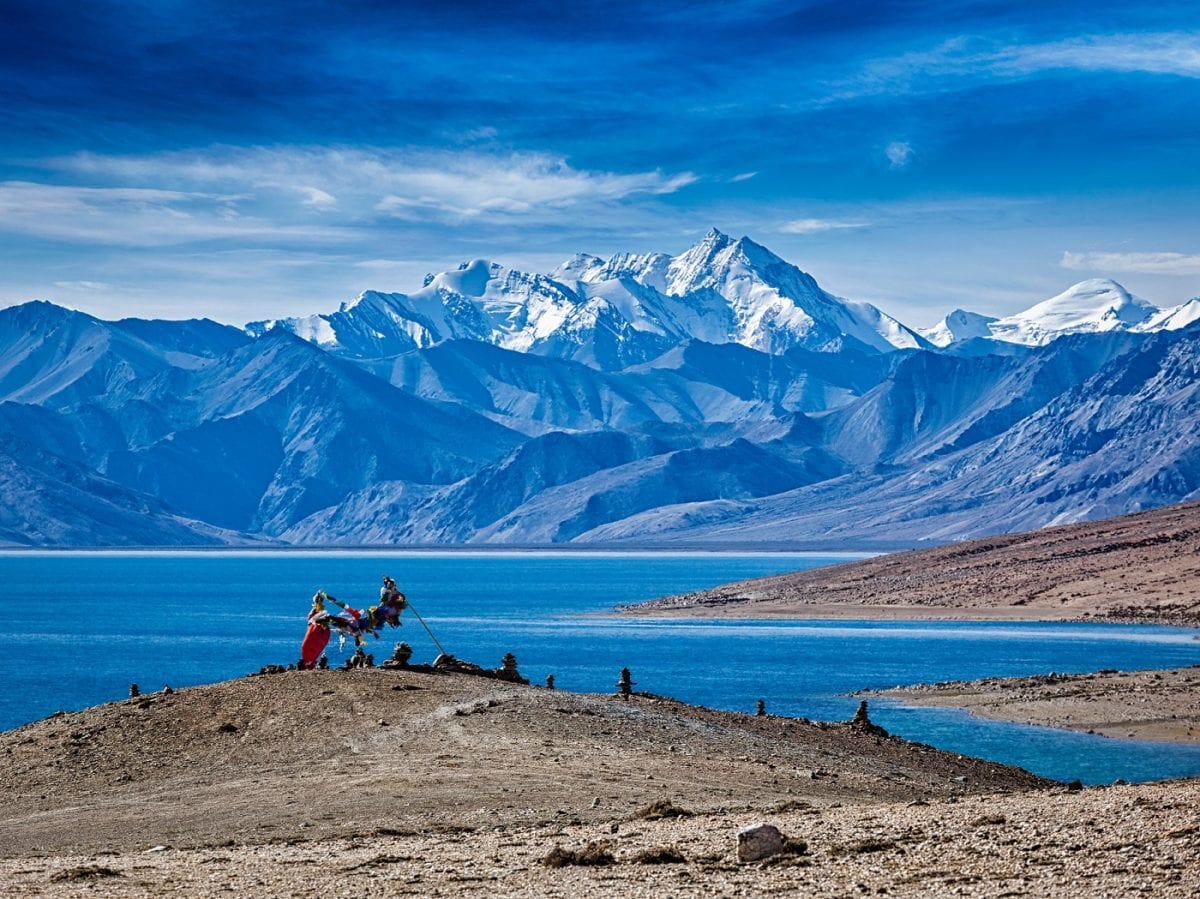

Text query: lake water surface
(3, 551), (1199, 784)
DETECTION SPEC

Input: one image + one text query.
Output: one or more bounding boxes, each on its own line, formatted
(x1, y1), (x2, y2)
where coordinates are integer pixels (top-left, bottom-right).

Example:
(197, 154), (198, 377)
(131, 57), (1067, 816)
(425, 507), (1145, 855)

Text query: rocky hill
(2, 668), (1197, 898)
(0, 668), (1044, 858)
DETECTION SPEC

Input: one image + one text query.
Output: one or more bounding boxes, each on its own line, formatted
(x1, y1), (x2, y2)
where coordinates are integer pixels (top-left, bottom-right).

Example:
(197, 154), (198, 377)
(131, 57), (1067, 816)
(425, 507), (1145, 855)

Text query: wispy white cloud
(52, 146), (697, 224)
(885, 141), (913, 169)
(833, 32), (1200, 101)
(778, 217), (870, 235)
(0, 146), (697, 253)
(53, 280), (112, 291)
(299, 187), (337, 208)
(0, 180), (349, 246)
(1061, 250), (1200, 276)
(1000, 33), (1200, 79)
(730, 171), (757, 183)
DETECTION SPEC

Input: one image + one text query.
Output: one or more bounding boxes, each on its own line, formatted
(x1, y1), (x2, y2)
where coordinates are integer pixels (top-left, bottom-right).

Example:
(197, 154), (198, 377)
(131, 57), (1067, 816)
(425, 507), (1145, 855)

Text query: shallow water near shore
(3, 551), (1199, 784)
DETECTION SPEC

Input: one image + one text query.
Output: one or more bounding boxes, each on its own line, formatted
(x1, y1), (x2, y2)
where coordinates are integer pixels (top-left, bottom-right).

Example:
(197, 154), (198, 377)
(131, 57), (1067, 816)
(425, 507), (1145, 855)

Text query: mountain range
(3, 228), (1198, 547)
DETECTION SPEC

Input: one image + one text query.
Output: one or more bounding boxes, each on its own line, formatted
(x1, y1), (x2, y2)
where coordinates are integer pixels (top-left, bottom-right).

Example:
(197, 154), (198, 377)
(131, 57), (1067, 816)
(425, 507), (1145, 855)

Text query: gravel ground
(3, 780), (1197, 897)
(3, 666), (1196, 896)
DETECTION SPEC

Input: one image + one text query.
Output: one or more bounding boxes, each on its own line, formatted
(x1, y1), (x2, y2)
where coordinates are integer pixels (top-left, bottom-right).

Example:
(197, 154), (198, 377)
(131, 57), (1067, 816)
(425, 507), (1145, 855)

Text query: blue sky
(1, 0), (1198, 326)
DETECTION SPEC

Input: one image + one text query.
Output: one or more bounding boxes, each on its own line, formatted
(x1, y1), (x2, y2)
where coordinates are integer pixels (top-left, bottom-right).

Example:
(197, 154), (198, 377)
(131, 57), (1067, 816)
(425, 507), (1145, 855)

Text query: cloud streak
(0, 180), (349, 247)
(0, 146), (698, 251)
(54, 146), (698, 224)
(837, 31), (1200, 101)
(778, 217), (870, 235)
(1062, 250), (1200, 276)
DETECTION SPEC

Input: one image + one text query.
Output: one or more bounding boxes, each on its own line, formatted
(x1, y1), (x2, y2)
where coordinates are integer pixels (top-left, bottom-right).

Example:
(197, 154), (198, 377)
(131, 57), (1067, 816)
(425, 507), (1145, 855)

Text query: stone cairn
(849, 699), (889, 737)
(756, 699), (766, 717)
(129, 683), (139, 699)
(343, 649), (374, 669)
(390, 642), (413, 667)
(496, 652), (524, 683)
(616, 667), (635, 700)
(545, 673), (555, 690)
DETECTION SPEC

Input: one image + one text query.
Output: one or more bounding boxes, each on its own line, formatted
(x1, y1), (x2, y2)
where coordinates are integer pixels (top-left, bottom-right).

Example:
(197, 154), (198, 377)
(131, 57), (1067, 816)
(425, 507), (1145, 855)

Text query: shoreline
(620, 601), (1200, 626)
(0, 546), (879, 559)
(861, 666), (1200, 746)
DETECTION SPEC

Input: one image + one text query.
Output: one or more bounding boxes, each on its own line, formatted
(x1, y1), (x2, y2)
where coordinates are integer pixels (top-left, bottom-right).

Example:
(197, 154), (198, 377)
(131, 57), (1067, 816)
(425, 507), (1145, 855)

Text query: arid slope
(4, 669), (1200, 897)
(0, 668), (1043, 858)
(631, 500), (1200, 623)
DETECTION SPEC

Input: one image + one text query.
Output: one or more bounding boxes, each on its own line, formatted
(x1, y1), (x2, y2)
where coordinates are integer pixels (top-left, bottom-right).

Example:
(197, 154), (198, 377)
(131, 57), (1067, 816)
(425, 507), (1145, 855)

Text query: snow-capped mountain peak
(988, 279), (1157, 346)
(248, 230), (929, 361)
(926, 279), (1168, 348)
(1137, 297), (1200, 333)
(921, 309), (1000, 348)
(551, 253), (605, 283)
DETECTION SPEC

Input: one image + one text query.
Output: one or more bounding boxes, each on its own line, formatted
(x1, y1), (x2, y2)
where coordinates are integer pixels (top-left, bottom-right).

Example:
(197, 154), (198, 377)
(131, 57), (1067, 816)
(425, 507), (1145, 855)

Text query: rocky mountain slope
(3, 230), (1200, 546)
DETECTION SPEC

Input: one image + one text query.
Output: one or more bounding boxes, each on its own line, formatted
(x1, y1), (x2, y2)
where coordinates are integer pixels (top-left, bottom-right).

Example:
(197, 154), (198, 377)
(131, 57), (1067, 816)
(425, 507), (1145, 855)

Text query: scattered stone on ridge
(542, 841), (615, 868)
(633, 799), (693, 821)
(737, 822), (786, 862)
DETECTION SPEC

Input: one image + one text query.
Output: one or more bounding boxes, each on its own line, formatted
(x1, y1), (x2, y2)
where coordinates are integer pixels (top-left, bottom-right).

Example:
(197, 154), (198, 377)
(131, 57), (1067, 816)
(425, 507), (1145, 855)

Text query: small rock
(378, 719), (389, 726)
(542, 842), (615, 868)
(1066, 778), (1084, 792)
(146, 845), (169, 853)
(737, 822), (786, 862)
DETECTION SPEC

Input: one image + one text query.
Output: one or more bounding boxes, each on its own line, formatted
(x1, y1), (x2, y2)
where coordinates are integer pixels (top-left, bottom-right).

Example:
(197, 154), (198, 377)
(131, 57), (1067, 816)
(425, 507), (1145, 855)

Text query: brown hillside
(0, 668), (1046, 859)
(631, 500), (1200, 623)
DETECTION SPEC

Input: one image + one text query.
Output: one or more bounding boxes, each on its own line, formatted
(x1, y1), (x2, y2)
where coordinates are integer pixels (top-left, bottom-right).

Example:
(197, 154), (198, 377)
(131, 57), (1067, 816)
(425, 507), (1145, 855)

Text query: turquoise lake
(3, 551), (1199, 785)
